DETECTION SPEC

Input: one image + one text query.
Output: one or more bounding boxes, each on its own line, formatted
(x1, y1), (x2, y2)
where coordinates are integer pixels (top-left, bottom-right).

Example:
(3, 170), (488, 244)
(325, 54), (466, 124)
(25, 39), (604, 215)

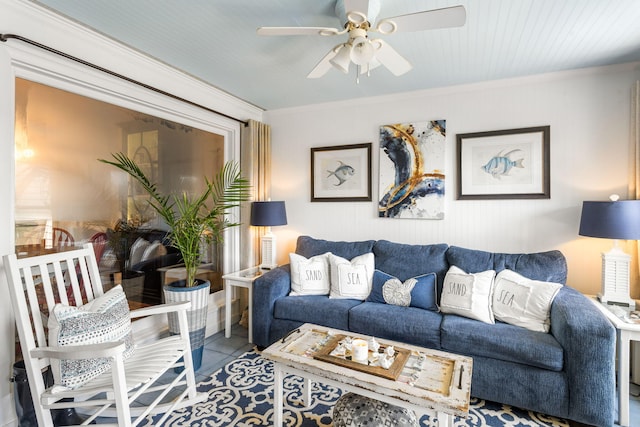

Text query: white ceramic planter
(163, 279), (210, 370)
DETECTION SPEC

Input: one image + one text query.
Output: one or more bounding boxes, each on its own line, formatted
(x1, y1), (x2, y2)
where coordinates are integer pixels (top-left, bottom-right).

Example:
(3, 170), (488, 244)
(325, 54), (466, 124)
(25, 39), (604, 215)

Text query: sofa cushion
(289, 252), (331, 296)
(446, 246), (567, 284)
(493, 269), (562, 332)
(373, 240), (449, 286)
(328, 253), (375, 300)
(349, 302), (442, 349)
(296, 235), (375, 260)
(440, 314), (564, 371)
(367, 270), (438, 311)
(440, 266), (495, 324)
(274, 295), (361, 331)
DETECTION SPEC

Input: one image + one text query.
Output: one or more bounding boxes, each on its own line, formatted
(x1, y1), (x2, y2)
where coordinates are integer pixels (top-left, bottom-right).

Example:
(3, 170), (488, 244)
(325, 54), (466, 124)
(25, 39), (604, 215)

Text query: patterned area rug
(145, 351), (569, 426)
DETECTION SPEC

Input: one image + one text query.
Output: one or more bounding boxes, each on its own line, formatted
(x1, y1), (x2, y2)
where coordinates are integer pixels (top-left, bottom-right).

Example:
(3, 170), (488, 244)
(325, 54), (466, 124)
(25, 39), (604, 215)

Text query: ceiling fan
(257, 0), (466, 81)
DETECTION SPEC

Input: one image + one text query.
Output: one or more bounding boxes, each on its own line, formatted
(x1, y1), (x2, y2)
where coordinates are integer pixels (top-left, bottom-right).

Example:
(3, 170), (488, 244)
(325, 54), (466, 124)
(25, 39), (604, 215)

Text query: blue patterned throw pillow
(367, 270), (438, 311)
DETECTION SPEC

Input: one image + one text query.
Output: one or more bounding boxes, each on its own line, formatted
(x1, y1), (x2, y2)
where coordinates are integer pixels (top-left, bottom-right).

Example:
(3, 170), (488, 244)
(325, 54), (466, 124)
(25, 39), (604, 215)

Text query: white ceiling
(31, 0), (640, 111)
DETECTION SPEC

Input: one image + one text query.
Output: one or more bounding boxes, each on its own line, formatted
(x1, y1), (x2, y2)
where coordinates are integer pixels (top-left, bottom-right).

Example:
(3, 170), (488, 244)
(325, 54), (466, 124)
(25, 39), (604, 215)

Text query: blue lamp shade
(250, 201), (287, 227)
(579, 200), (640, 240)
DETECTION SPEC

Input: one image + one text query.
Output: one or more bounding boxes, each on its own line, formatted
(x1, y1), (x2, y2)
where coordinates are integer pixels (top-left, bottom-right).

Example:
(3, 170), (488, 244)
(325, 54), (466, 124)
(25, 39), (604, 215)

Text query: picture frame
(311, 143), (372, 202)
(456, 126), (550, 200)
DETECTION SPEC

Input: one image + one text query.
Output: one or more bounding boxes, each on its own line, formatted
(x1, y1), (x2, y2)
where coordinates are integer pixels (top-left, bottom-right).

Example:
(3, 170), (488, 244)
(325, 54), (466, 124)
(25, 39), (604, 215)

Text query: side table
(589, 297), (640, 427)
(222, 266), (263, 343)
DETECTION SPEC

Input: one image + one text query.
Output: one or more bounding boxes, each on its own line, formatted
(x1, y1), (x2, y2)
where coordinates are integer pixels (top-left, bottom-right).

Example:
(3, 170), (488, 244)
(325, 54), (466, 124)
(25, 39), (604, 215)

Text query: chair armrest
(130, 301), (191, 318)
(31, 341), (126, 360)
(550, 286), (615, 425)
(252, 265), (292, 348)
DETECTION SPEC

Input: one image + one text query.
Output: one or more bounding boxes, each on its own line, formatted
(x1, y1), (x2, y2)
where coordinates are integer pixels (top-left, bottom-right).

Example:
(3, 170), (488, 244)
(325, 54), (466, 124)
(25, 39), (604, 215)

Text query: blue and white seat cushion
(328, 253), (375, 300)
(440, 266), (496, 324)
(48, 285), (134, 391)
(367, 270), (438, 311)
(289, 252), (331, 296)
(492, 269), (562, 332)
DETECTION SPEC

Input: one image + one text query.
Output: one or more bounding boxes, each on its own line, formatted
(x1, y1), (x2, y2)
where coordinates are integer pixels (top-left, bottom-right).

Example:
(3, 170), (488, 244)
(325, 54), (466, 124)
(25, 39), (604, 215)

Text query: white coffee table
(262, 323), (472, 427)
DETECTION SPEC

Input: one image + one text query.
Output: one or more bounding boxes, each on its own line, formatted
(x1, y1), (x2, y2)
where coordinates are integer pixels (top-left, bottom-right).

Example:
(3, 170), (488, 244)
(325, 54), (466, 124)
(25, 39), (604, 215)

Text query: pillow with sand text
(440, 266), (496, 324)
(328, 252), (374, 300)
(289, 252), (331, 296)
(493, 269), (562, 332)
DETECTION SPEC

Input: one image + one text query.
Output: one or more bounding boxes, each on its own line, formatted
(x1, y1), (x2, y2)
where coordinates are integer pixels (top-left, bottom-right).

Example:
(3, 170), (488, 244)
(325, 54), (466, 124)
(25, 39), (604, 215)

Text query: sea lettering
(496, 289), (515, 307)
(347, 273), (362, 285)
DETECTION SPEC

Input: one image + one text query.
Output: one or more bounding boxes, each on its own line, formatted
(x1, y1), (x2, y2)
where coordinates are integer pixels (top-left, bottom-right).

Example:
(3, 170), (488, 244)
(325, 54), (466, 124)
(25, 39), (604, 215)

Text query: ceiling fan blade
(257, 27), (339, 36)
(376, 5), (466, 34)
(373, 40), (412, 76)
(307, 47), (340, 79)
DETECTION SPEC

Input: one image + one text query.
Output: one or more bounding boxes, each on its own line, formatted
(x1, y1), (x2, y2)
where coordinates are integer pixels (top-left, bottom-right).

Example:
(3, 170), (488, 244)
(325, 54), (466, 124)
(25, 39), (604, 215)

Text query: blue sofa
(253, 236), (615, 426)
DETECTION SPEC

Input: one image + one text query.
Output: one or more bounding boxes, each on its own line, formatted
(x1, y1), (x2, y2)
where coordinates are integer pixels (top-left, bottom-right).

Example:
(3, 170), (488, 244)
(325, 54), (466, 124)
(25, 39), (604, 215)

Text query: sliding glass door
(14, 78), (226, 308)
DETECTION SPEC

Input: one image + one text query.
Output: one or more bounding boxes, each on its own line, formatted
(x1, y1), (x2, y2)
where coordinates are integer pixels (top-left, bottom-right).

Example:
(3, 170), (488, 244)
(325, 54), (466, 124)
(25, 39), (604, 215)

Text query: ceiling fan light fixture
(330, 44), (351, 74)
(350, 36), (374, 65)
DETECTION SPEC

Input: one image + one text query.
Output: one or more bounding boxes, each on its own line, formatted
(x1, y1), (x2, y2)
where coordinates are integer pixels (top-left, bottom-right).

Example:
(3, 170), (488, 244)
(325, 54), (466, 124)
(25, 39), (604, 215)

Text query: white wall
(265, 62), (640, 300)
(0, 1), (263, 425)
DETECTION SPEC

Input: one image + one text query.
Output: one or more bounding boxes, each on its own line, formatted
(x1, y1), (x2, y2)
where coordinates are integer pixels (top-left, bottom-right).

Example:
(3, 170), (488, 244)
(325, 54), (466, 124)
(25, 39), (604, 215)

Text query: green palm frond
(98, 152), (251, 287)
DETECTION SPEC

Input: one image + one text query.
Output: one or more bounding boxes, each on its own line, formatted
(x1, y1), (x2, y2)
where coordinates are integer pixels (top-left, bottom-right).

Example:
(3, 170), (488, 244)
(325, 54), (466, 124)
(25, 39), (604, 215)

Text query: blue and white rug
(146, 351), (569, 426)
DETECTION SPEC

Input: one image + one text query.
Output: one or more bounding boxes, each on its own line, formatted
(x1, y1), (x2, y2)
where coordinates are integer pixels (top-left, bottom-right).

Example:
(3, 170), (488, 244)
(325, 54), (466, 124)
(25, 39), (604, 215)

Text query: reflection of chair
(51, 227), (74, 247)
(4, 243), (207, 426)
(89, 231), (108, 264)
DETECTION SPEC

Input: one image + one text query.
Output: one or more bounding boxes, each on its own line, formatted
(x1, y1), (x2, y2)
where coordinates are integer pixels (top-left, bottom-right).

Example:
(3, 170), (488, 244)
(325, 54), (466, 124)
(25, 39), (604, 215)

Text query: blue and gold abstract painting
(378, 120), (446, 219)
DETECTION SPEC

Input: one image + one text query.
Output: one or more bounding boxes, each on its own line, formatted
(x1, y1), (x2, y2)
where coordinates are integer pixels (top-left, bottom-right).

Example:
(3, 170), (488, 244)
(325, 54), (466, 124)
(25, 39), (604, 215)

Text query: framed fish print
(456, 126), (550, 200)
(311, 143), (372, 202)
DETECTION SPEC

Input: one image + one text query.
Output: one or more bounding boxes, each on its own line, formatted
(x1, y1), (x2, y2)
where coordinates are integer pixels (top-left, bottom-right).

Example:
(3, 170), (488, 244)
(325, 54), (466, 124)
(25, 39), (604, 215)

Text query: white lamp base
(598, 244), (636, 309)
(259, 231), (278, 270)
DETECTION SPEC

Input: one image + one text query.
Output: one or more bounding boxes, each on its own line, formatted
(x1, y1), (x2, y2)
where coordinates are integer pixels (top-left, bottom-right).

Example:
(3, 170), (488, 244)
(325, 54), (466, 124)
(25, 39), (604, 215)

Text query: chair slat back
(4, 244), (104, 368)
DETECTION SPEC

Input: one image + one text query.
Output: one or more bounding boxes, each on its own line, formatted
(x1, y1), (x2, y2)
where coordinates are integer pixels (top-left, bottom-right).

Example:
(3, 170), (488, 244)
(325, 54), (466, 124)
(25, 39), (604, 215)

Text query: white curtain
(240, 119), (272, 269)
(629, 81), (640, 300)
(628, 81), (640, 385)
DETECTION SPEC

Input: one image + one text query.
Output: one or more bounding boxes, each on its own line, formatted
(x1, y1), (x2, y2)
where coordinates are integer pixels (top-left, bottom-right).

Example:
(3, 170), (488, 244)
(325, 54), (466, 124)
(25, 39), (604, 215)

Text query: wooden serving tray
(313, 334), (411, 380)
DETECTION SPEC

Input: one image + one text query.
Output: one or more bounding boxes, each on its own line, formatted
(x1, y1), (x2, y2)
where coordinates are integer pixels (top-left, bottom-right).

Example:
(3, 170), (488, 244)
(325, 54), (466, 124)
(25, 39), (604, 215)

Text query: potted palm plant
(99, 153), (250, 369)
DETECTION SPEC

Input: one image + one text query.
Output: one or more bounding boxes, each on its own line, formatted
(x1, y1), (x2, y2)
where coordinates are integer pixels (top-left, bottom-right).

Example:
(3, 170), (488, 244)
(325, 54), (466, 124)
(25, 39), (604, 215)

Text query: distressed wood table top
(262, 323), (473, 419)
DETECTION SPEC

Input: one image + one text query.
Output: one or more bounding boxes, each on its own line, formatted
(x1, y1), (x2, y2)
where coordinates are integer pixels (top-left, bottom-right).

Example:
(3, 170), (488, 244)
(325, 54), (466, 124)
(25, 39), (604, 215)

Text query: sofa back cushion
(446, 246), (567, 284)
(373, 240), (449, 287)
(295, 236), (375, 260)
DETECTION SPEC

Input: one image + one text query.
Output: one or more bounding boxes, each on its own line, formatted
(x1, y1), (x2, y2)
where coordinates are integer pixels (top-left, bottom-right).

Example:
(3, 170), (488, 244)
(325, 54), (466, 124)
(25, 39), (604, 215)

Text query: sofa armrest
(252, 265), (291, 348)
(550, 286), (615, 426)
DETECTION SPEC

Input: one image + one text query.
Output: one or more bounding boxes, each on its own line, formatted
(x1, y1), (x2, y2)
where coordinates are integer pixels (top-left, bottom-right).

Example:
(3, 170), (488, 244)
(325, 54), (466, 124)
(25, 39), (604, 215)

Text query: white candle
(352, 339), (368, 361)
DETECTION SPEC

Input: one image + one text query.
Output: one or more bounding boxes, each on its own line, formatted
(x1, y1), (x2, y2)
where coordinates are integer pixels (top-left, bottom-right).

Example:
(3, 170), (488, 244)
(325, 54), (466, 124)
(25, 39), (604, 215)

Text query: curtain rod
(0, 33), (249, 126)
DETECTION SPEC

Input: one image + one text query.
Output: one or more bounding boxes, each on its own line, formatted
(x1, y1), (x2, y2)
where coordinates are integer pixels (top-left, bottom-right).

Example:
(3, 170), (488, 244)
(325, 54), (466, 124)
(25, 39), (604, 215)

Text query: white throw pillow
(493, 269), (562, 332)
(129, 237), (150, 266)
(289, 252), (331, 296)
(48, 285), (134, 391)
(440, 266), (496, 324)
(328, 253), (374, 300)
(141, 240), (167, 262)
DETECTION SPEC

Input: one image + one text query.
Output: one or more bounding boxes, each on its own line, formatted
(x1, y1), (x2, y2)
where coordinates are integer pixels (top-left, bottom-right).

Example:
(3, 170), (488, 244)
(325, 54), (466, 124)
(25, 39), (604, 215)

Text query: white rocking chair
(4, 243), (208, 426)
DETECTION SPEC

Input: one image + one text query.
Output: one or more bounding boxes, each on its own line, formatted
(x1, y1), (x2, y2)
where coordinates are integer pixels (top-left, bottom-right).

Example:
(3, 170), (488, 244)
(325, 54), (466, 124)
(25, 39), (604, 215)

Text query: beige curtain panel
(240, 119), (272, 269)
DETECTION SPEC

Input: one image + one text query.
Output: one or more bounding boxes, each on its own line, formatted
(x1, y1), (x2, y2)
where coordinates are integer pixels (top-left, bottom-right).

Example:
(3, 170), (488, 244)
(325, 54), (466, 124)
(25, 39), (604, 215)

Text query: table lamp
(579, 195), (640, 308)
(250, 201), (287, 270)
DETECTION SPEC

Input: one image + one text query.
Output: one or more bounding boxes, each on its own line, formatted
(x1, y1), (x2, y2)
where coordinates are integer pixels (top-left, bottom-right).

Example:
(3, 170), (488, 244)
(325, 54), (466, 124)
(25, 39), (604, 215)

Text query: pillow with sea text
(440, 265), (496, 324)
(493, 269), (562, 332)
(328, 252), (374, 300)
(289, 252), (331, 296)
